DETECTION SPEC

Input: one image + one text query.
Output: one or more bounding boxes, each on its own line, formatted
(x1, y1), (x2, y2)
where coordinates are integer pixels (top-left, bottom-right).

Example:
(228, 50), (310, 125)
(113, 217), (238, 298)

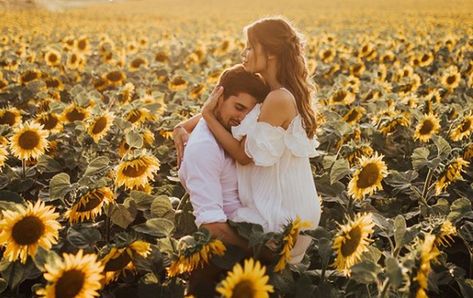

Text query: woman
(174, 16), (321, 264)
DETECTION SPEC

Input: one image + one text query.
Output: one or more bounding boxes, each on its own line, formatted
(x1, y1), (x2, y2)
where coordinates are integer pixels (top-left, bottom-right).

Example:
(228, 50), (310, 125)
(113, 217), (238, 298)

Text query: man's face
(215, 92), (257, 129)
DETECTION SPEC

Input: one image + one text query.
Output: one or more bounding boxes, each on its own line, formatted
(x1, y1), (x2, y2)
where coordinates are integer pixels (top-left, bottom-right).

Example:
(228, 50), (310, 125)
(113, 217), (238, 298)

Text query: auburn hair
(218, 64), (269, 103)
(245, 16), (318, 138)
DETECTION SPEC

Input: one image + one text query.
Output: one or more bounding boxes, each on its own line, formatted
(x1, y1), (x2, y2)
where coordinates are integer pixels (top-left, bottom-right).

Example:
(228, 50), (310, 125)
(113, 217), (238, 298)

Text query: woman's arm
(175, 113), (202, 133)
(203, 113), (252, 165)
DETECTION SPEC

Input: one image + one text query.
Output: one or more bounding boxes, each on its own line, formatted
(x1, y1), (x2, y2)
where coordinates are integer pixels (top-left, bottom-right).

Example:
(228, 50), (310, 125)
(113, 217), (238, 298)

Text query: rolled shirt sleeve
(178, 140), (227, 227)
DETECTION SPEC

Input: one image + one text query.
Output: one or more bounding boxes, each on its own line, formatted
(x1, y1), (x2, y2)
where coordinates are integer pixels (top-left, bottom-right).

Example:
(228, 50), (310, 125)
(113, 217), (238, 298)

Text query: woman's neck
(260, 62), (282, 90)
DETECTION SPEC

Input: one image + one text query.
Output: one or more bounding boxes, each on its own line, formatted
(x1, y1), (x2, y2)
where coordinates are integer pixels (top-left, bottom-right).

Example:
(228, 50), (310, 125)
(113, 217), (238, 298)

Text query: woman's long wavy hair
(245, 16), (318, 138)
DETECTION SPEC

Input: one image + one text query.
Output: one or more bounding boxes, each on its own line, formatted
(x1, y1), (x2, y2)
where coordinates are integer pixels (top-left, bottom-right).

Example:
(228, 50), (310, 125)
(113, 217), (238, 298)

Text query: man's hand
(202, 85), (224, 119)
(173, 125), (189, 168)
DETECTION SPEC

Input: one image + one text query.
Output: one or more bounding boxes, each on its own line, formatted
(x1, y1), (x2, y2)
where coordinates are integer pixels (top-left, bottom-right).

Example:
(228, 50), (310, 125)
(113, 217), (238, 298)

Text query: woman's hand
(172, 125), (189, 168)
(202, 85), (224, 119)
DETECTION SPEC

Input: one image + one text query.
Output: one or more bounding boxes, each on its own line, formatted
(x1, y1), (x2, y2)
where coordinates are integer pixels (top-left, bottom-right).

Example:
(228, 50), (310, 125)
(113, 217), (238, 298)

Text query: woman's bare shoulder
(262, 88), (296, 110)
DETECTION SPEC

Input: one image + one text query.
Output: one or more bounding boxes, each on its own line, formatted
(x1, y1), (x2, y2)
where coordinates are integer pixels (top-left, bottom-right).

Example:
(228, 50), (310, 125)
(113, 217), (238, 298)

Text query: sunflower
(125, 108), (154, 126)
(118, 83), (135, 103)
(362, 89), (382, 101)
(350, 60), (365, 77)
(139, 94), (167, 115)
(332, 213), (374, 275)
(378, 114), (411, 136)
(118, 129), (155, 157)
(0, 145), (8, 169)
(115, 152), (160, 190)
(19, 69), (41, 85)
(189, 83), (206, 100)
(66, 51), (83, 70)
(346, 143), (374, 167)
(103, 70), (126, 87)
(336, 127), (362, 149)
(0, 200), (60, 263)
(434, 157), (469, 195)
(348, 152), (388, 200)
(35, 112), (63, 133)
(207, 69), (221, 84)
(463, 143), (473, 161)
(128, 56), (148, 71)
(440, 66), (461, 91)
(0, 78), (8, 91)
(101, 240), (151, 284)
(62, 35), (76, 51)
(65, 187), (114, 224)
(343, 106), (365, 125)
(434, 220), (457, 247)
(155, 51), (169, 63)
(274, 216), (313, 272)
(0, 107), (22, 126)
(418, 52), (434, 67)
(413, 234), (440, 298)
(44, 49), (61, 67)
(414, 114), (441, 142)
(76, 35), (90, 54)
(93, 77), (109, 92)
(10, 121), (49, 161)
(168, 75), (188, 92)
(216, 258), (274, 298)
(45, 76), (64, 91)
(319, 48), (336, 63)
(329, 89), (356, 105)
(88, 112), (114, 143)
(37, 249), (104, 298)
(167, 238), (226, 277)
(450, 114), (473, 142)
(62, 104), (90, 123)
(214, 39), (232, 56)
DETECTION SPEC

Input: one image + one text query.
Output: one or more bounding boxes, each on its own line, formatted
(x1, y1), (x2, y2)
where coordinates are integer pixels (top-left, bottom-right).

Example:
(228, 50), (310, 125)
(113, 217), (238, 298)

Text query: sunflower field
(0, 0), (473, 297)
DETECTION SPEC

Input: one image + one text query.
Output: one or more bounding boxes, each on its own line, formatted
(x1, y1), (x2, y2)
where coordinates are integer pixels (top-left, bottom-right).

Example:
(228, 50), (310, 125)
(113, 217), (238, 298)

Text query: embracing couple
(173, 16), (322, 296)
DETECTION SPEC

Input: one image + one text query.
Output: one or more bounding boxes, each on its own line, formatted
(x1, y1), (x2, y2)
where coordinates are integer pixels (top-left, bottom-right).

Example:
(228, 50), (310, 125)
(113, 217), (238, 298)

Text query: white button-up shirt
(178, 119), (242, 227)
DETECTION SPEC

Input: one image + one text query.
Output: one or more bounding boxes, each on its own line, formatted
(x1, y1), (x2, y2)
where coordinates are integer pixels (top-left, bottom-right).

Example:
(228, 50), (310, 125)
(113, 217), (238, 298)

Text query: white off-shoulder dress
(229, 102), (322, 263)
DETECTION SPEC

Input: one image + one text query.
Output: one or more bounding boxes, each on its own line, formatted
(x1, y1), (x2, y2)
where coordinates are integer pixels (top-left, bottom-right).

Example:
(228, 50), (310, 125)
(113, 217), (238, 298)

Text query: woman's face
(241, 39), (267, 73)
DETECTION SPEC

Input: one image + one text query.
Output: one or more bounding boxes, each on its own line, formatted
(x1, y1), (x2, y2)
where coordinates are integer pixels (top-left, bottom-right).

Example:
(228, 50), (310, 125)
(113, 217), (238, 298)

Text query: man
(175, 64), (270, 296)
(177, 64), (269, 247)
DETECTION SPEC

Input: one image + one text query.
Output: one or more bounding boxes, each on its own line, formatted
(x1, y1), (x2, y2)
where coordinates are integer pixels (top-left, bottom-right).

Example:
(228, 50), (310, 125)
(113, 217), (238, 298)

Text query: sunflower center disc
(104, 251), (132, 272)
(67, 109), (86, 122)
(122, 163), (147, 177)
(231, 279), (255, 298)
(12, 215), (45, 245)
(77, 193), (103, 212)
(39, 115), (58, 130)
(460, 119), (471, 132)
(356, 163), (380, 188)
(0, 111), (16, 125)
(446, 75), (456, 85)
(18, 130), (41, 150)
(92, 117), (108, 134)
(341, 226), (362, 257)
(106, 71), (123, 82)
(55, 269), (85, 298)
(419, 120), (434, 135)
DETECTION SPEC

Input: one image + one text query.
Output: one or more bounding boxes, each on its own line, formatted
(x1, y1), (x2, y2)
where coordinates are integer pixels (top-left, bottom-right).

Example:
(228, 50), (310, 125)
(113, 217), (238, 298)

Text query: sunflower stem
(378, 279), (390, 298)
(22, 159), (26, 178)
(421, 168), (433, 205)
(106, 203), (114, 243)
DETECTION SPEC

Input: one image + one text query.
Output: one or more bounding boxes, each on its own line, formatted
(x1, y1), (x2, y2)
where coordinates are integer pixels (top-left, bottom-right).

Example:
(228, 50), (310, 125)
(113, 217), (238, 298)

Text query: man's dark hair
(218, 64), (269, 103)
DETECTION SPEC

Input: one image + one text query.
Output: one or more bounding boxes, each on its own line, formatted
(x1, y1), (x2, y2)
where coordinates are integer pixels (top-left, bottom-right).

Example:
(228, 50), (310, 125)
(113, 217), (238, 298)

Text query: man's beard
(215, 111), (231, 131)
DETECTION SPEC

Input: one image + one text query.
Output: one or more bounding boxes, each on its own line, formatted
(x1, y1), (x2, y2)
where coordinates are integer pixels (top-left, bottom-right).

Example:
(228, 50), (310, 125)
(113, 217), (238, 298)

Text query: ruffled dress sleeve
(284, 116), (321, 158)
(232, 104), (286, 167)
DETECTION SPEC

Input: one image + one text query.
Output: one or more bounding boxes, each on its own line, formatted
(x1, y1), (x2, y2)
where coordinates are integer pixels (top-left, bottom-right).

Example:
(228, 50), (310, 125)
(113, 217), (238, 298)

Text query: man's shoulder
(184, 119), (222, 157)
